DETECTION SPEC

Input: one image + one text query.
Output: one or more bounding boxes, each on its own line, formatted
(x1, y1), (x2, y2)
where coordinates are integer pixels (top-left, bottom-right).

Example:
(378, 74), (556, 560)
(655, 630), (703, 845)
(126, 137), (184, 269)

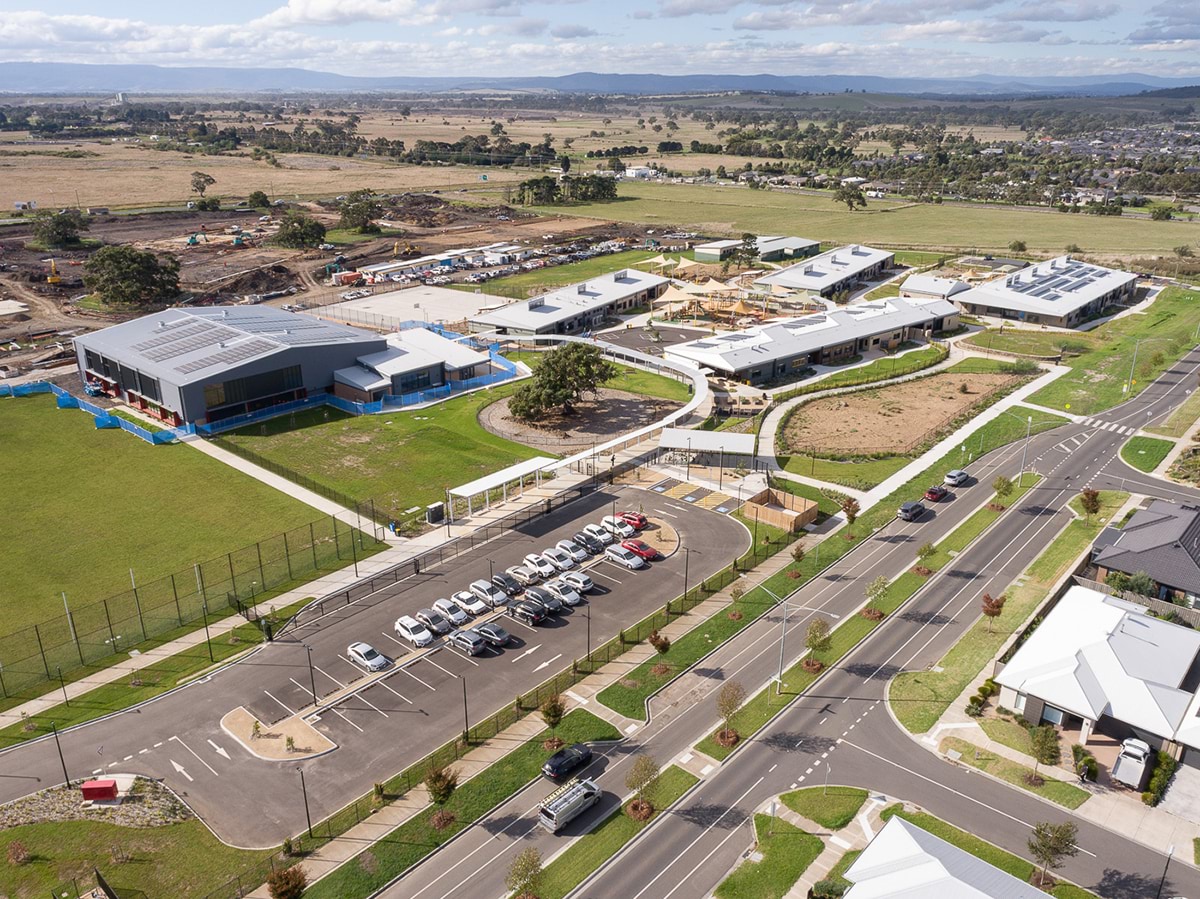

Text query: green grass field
(1120, 435), (1174, 472)
(452, 249), (671, 299)
(940, 736), (1090, 808)
(533, 182), (1200, 256)
(781, 787), (867, 830)
(507, 350), (693, 403)
(714, 814), (823, 899)
(964, 328), (1100, 358)
(1, 395), (323, 636)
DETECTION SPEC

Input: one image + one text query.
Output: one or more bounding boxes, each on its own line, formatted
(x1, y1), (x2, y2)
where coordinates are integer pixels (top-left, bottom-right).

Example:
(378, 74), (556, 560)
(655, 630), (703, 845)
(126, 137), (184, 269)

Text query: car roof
(397, 614), (422, 626)
(349, 641), (372, 651)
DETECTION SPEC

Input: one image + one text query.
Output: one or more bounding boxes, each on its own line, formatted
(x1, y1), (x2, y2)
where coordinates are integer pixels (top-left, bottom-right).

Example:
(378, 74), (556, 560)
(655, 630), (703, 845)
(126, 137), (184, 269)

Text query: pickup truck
(1111, 737), (1153, 790)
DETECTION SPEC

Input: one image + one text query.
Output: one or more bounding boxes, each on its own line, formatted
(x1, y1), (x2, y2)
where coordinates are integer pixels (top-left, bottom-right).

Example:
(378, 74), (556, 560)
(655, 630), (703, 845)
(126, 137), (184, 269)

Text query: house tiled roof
(1093, 500), (1200, 596)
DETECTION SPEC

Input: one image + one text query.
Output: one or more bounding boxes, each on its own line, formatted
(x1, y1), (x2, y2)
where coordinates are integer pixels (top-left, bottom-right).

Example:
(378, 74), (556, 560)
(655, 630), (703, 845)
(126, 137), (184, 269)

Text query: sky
(0, 0), (1197, 79)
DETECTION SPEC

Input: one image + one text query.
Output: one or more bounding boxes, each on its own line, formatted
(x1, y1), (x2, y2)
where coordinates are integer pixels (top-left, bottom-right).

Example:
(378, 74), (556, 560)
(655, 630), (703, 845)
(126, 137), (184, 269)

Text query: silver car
(542, 547), (576, 571)
(347, 641), (389, 671)
(545, 579), (583, 606)
(562, 571), (594, 593)
(556, 539), (590, 564)
(433, 597), (470, 627)
(453, 590), (489, 616)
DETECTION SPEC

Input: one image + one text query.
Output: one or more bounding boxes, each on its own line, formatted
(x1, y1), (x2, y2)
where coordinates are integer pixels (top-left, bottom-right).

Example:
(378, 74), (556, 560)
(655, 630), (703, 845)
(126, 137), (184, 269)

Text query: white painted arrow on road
(170, 760), (194, 782)
(207, 739), (230, 760)
(534, 653), (563, 672)
(511, 643), (541, 664)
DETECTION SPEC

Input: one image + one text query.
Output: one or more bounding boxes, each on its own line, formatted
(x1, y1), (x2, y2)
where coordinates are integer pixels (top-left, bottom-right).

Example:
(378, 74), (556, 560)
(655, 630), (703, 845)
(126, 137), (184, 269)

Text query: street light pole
(1156, 843), (1174, 899)
(776, 593), (789, 695)
(586, 602), (592, 662)
(1019, 415), (1032, 488)
(304, 644), (318, 706)
(201, 599), (214, 663)
(298, 767), (313, 839)
(51, 721), (70, 788)
(686, 438), (692, 481)
(461, 676), (469, 741)
(1127, 337), (1142, 396)
(682, 546), (691, 605)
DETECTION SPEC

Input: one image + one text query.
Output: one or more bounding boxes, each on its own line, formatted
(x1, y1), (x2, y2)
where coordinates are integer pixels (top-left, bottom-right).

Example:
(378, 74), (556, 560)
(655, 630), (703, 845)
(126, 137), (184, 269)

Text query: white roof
(954, 255), (1136, 319)
(756, 235), (818, 255)
(664, 296), (955, 375)
(658, 428), (755, 456)
(333, 327), (488, 390)
(845, 817), (1047, 899)
(469, 269), (668, 333)
(694, 239), (741, 252)
(996, 586), (1200, 745)
(389, 327), (489, 371)
(755, 245), (893, 293)
(900, 274), (970, 299)
(450, 456), (557, 498)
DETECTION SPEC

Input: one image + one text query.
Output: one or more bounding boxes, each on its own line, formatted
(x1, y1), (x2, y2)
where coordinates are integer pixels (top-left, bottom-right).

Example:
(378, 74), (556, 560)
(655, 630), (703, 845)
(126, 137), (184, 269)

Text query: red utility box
(81, 779), (118, 801)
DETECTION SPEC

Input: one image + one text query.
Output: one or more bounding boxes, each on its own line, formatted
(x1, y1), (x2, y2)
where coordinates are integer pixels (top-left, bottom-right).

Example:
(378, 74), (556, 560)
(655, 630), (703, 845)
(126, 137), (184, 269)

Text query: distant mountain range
(0, 62), (1197, 97)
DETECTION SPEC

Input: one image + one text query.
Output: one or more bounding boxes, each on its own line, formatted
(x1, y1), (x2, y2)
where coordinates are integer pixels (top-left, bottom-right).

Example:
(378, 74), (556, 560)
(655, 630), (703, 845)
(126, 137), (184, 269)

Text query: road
(374, 348), (1200, 899)
(0, 486), (746, 848)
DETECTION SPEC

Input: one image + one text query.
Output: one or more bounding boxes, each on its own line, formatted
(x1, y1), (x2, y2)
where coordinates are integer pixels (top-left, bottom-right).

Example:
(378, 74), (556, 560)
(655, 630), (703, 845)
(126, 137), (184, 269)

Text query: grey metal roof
(1093, 500), (1200, 595)
(954, 255), (1136, 318)
(76, 306), (383, 386)
(469, 270), (668, 332)
(754, 244), (893, 293)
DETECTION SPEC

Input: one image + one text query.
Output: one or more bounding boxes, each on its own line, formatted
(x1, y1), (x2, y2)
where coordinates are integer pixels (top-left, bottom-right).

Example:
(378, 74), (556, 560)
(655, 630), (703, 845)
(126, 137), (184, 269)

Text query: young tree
(1124, 570), (1157, 597)
(190, 171), (216, 197)
(540, 693), (566, 733)
(805, 618), (832, 662)
(980, 593), (1006, 632)
(841, 497), (860, 533)
(1173, 244), (1193, 258)
(424, 762), (459, 805)
(505, 846), (544, 899)
(1078, 488), (1102, 525)
(1009, 239), (1027, 253)
(31, 208), (89, 247)
(1029, 725), (1060, 776)
(625, 753), (661, 815)
(865, 575), (889, 610)
(833, 183), (866, 212)
(716, 681), (747, 744)
(915, 542), (936, 569)
(247, 190), (270, 208)
(1027, 820), (1078, 886)
(83, 245), (180, 306)
(991, 475), (1014, 508)
(266, 865), (306, 899)
(272, 211), (327, 248)
(339, 188), (382, 234)
(791, 542), (806, 565)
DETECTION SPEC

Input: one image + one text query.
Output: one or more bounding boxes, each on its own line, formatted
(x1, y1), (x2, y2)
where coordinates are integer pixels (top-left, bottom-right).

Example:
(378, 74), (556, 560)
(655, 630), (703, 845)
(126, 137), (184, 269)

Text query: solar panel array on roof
(174, 338), (278, 375)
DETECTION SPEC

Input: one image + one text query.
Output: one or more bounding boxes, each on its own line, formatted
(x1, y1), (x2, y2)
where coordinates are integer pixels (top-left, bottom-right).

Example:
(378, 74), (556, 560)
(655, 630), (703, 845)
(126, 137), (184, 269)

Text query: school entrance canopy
(449, 456), (556, 518)
(658, 428), (755, 457)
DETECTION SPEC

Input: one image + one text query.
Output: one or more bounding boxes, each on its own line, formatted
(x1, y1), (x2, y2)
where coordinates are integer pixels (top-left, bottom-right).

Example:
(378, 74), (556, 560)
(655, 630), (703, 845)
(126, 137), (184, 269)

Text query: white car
(542, 547), (576, 571)
(394, 615), (433, 648)
(562, 571), (594, 593)
(602, 515), (636, 539)
(452, 589), (489, 616)
(944, 469), (970, 487)
(347, 641), (389, 671)
(545, 579), (583, 607)
(433, 597), (470, 627)
(556, 539), (590, 563)
(524, 553), (557, 578)
(583, 523), (615, 546)
(605, 545), (645, 570)
(469, 579), (509, 608)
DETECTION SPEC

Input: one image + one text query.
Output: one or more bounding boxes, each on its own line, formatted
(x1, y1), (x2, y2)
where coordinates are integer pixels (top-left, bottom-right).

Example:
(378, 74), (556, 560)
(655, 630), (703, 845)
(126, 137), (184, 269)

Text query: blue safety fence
(0, 381), (53, 397)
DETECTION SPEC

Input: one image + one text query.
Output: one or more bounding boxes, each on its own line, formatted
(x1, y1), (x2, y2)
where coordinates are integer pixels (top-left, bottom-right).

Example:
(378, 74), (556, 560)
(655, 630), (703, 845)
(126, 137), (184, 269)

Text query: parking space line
(422, 656), (461, 679)
(315, 666), (345, 688)
(336, 653), (367, 672)
(400, 666), (437, 691)
(356, 694), (389, 718)
(290, 677), (318, 702)
(377, 680), (413, 704)
(382, 632), (409, 649)
(331, 707), (365, 733)
(448, 649), (480, 666)
(263, 691), (296, 715)
(504, 617), (539, 634)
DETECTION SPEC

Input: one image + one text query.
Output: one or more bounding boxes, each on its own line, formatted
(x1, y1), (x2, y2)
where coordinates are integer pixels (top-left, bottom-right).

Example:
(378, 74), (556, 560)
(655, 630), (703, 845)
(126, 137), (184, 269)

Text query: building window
(1013, 692), (1026, 712)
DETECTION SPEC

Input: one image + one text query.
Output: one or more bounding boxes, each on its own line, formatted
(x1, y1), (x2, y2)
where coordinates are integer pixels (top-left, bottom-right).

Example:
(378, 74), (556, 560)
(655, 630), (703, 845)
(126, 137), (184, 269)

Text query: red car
(621, 539), (658, 561)
(619, 511), (648, 530)
(924, 485), (949, 502)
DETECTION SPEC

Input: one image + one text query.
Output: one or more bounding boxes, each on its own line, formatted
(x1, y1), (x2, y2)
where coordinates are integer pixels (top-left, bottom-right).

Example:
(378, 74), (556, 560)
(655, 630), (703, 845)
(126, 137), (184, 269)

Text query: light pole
(682, 546), (691, 605)
(297, 767), (313, 839)
(201, 599), (213, 663)
(1156, 843), (1174, 899)
(51, 721), (71, 788)
(303, 644), (318, 706)
(1127, 337), (1170, 397)
(759, 583), (790, 694)
(586, 602), (592, 663)
(1019, 415), (1032, 488)
(461, 676), (469, 741)
(685, 437), (692, 481)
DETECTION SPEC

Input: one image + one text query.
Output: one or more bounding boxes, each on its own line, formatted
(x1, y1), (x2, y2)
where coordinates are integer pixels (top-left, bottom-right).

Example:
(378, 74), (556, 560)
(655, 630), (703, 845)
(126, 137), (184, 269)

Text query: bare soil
(478, 388), (682, 454)
(782, 370), (1021, 456)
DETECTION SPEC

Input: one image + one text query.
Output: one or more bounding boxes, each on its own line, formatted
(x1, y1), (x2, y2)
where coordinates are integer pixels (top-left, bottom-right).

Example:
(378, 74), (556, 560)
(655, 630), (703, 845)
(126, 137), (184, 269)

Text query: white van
(538, 778), (602, 833)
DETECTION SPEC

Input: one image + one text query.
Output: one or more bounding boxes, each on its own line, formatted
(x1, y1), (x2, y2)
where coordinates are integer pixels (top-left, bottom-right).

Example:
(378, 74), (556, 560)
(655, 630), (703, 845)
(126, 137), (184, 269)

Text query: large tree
(31, 208), (90, 247)
(272, 211), (327, 248)
(83, 246), (180, 306)
(190, 171), (216, 197)
(339, 188), (382, 234)
(730, 232), (759, 269)
(833, 183), (867, 211)
(509, 343), (618, 421)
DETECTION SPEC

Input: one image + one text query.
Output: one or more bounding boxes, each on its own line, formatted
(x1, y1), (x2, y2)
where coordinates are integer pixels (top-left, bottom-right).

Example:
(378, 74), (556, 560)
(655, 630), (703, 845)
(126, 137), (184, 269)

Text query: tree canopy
(833, 183), (867, 211)
(31, 208), (89, 247)
(272, 211), (327, 248)
(509, 343), (618, 420)
(83, 246), (180, 307)
(339, 188), (382, 234)
(190, 171), (216, 197)
(247, 190), (270, 208)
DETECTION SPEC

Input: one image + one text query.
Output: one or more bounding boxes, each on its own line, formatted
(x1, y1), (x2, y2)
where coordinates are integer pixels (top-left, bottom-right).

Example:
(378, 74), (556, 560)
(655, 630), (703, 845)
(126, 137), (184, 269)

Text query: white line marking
(169, 736), (219, 776)
(169, 759), (193, 782)
(421, 655), (461, 679)
(356, 694), (389, 718)
(206, 739), (230, 759)
(401, 666), (437, 691)
(512, 644), (542, 663)
(331, 707), (364, 733)
(377, 679), (412, 704)
(534, 652), (563, 672)
(314, 666), (345, 688)
(138, 748), (149, 755)
(153, 742), (162, 748)
(123, 755), (132, 761)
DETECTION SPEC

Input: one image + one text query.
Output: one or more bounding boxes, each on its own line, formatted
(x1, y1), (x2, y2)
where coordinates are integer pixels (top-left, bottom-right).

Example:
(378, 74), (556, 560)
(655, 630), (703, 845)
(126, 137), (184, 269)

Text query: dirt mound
(222, 264), (296, 295)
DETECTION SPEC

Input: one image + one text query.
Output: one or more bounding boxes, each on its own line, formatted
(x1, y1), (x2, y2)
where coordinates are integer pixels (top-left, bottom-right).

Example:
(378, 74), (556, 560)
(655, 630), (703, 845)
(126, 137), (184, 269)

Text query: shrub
(7, 840), (30, 866)
(267, 865), (307, 899)
(812, 879), (847, 898)
(1143, 751), (1178, 806)
(431, 809), (457, 831)
(281, 837), (295, 857)
(965, 699), (984, 717)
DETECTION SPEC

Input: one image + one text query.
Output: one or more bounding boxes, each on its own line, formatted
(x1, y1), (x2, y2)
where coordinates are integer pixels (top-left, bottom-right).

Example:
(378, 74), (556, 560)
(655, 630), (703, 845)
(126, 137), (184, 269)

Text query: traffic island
(221, 706), (336, 761)
(646, 519), (680, 557)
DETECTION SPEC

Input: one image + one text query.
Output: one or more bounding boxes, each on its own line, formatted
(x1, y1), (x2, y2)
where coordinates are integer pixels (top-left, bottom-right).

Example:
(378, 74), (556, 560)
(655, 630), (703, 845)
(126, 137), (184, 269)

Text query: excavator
(44, 259), (61, 285)
(393, 241), (421, 258)
(186, 232), (209, 246)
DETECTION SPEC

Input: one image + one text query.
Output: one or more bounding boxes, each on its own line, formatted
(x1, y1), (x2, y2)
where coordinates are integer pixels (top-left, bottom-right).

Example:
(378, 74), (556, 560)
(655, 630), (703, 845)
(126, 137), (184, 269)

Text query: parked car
(924, 485), (949, 503)
(524, 586), (563, 615)
(562, 571), (595, 593)
(433, 597), (470, 627)
(545, 579), (583, 607)
(583, 523), (616, 546)
(508, 600), (547, 626)
(469, 579), (509, 608)
(619, 510), (648, 530)
(944, 469), (970, 487)
(452, 589), (489, 616)
(506, 565), (540, 587)
(896, 501), (926, 522)
(542, 743), (594, 779)
(524, 553), (557, 578)
(542, 547), (576, 571)
(492, 571), (523, 596)
(556, 539), (590, 563)
(394, 615), (433, 648)
(473, 621), (512, 647)
(347, 641), (389, 671)
(605, 545), (646, 570)
(621, 539), (659, 561)
(572, 531), (605, 554)
(447, 629), (486, 656)
(415, 608), (451, 635)
(1112, 738), (1153, 790)
(602, 515), (637, 539)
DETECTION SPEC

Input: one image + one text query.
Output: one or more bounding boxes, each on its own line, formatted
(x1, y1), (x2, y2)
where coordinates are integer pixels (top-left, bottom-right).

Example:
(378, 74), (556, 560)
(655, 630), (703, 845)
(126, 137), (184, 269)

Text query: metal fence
(0, 515), (385, 706)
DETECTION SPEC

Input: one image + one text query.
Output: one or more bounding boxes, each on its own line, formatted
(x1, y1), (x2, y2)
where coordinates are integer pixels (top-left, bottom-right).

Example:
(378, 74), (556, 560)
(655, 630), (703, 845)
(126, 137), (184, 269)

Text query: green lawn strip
(452, 249), (666, 298)
(770, 479), (845, 518)
(824, 849), (861, 891)
(880, 804), (1035, 880)
(772, 344), (947, 404)
(1029, 286), (1200, 415)
(1148, 388), (1200, 439)
(781, 453), (909, 490)
(324, 228), (378, 245)
(940, 736), (1089, 808)
(963, 329), (1100, 358)
(1120, 435), (1174, 472)
(0, 394), (331, 634)
(714, 814), (824, 899)
(863, 282), (901, 300)
(538, 766), (698, 899)
(890, 491), (1126, 734)
(781, 786), (867, 830)
(0, 816), (270, 899)
(979, 716), (1035, 755)
(0, 596), (313, 747)
(507, 349), (692, 403)
(1195, 837), (1200, 866)
(304, 710), (619, 899)
(107, 408), (167, 432)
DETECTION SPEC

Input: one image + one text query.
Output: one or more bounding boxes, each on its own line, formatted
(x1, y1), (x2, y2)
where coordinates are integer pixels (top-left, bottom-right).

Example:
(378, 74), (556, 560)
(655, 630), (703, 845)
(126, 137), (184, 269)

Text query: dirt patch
(479, 388), (682, 454)
(782, 370), (1021, 456)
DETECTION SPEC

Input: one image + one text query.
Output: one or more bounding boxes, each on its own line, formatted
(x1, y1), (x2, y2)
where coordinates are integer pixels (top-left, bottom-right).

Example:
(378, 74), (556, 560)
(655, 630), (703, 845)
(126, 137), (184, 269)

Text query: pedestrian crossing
(1081, 417), (1137, 436)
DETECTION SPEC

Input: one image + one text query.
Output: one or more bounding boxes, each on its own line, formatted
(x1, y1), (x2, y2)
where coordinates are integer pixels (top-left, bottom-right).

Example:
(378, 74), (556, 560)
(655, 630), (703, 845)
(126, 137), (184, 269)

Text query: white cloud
(254, 0), (432, 27)
(888, 18), (1060, 43)
(657, 0), (736, 18)
(551, 23), (599, 38)
(733, 9), (801, 31)
(1009, 0), (1118, 22)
